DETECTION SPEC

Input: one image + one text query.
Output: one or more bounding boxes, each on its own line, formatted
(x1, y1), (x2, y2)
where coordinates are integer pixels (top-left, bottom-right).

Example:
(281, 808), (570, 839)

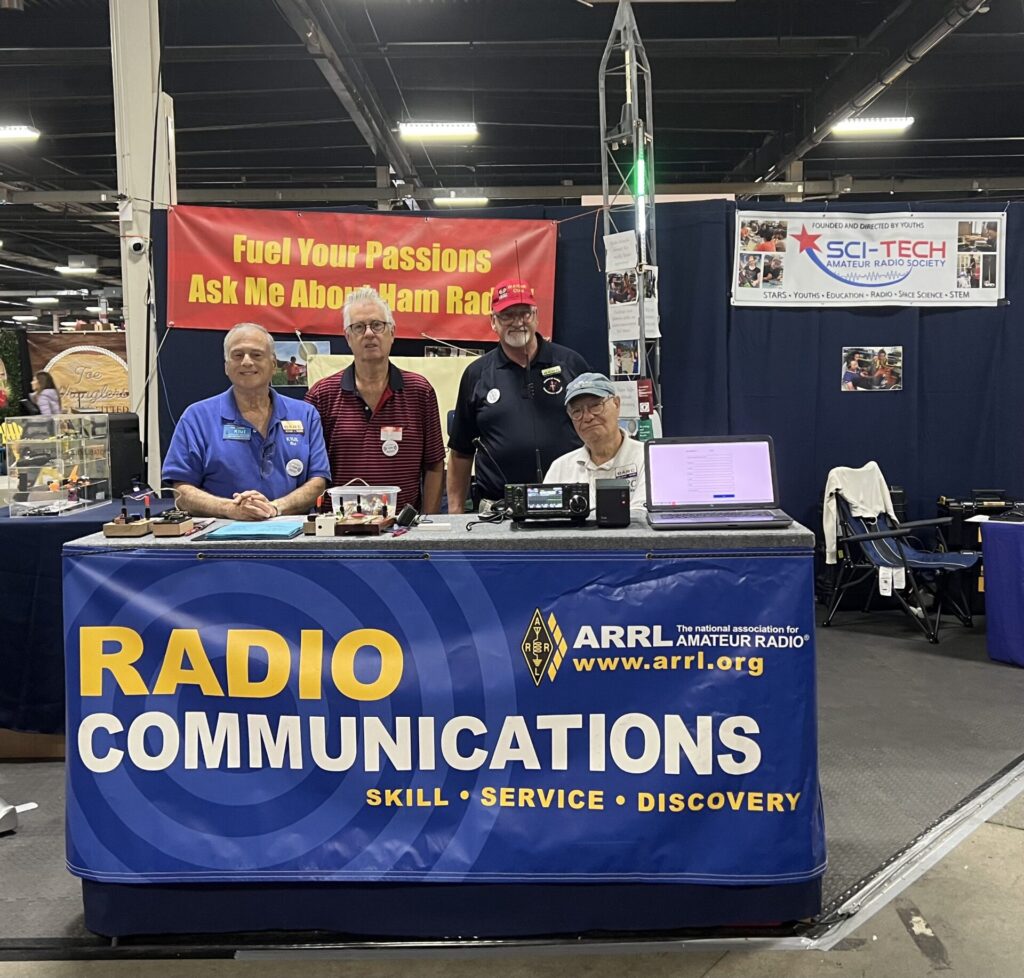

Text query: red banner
(167, 205), (557, 341)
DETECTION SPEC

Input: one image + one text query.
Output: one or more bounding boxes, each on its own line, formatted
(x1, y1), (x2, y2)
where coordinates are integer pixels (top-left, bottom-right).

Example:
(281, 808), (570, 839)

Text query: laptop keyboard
(655, 510), (777, 523)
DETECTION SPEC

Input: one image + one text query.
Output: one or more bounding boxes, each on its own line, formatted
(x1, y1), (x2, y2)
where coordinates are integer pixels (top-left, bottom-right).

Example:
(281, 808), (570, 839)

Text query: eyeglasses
(567, 396), (614, 421)
(347, 319), (391, 336)
(494, 307), (536, 326)
(260, 440), (276, 478)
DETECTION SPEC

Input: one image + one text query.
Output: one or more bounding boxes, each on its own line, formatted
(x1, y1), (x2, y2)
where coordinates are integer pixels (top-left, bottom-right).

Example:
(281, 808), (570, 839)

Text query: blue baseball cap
(564, 372), (617, 406)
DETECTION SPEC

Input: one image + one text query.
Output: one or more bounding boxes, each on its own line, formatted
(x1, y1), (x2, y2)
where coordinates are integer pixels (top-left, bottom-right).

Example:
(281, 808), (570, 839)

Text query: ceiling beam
(0, 28), (1011, 68)
(6, 175), (1024, 207)
(271, 0), (419, 186)
(351, 36), (870, 60)
(0, 246), (121, 288)
(0, 36), (869, 68)
(733, 0), (989, 182)
(0, 44), (309, 67)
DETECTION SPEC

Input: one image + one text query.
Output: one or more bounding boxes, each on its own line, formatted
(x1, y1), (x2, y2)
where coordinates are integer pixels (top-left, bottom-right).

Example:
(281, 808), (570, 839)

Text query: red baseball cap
(490, 279), (536, 314)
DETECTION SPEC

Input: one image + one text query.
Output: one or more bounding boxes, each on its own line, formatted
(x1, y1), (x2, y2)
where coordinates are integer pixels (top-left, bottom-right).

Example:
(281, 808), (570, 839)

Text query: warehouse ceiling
(1, 0), (1023, 316)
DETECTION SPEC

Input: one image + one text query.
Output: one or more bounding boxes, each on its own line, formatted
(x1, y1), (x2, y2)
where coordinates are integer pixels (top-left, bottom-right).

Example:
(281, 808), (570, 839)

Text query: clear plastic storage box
(6, 414), (111, 516)
(327, 484), (400, 518)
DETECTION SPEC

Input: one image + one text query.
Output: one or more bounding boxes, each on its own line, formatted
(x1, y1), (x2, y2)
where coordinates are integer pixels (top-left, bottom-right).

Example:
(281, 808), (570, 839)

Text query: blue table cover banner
(63, 547), (826, 885)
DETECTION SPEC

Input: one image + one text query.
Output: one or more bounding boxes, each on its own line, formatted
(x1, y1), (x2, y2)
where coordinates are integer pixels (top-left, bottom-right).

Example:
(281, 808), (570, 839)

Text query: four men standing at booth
(165, 280), (615, 519)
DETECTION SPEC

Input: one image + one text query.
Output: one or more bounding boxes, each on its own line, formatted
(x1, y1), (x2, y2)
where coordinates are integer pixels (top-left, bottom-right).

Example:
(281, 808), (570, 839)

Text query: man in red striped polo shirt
(305, 287), (445, 512)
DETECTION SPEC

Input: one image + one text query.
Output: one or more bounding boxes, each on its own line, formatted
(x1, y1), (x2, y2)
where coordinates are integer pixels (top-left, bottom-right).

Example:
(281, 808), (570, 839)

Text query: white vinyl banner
(732, 211), (1006, 307)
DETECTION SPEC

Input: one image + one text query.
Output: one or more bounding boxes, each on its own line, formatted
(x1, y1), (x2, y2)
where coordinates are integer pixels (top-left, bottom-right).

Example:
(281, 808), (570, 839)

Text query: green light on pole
(635, 153), (646, 197)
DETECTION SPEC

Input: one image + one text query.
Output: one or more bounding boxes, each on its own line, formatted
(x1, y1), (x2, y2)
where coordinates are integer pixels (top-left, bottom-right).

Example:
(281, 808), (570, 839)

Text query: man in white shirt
(543, 372), (646, 509)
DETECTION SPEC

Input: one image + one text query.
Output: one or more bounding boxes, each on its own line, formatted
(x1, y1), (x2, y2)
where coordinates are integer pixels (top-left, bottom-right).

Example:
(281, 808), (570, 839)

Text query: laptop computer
(645, 436), (793, 530)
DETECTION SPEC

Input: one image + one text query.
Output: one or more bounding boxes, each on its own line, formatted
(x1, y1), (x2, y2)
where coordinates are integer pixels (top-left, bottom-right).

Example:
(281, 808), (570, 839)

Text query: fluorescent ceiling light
(433, 195), (489, 207)
(27, 296), (59, 304)
(85, 305), (103, 313)
(832, 116), (915, 135)
(60, 320), (79, 327)
(55, 264), (98, 274)
(12, 314), (38, 322)
(400, 121), (478, 142)
(0, 125), (40, 141)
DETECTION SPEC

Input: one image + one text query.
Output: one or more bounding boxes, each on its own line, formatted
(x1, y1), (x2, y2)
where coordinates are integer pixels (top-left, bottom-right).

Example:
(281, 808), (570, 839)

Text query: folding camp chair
(822, 472), (978, 644)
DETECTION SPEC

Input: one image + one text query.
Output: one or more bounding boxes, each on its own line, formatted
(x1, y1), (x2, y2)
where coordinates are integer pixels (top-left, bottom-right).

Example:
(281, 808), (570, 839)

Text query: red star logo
(791, 224), (823, 253)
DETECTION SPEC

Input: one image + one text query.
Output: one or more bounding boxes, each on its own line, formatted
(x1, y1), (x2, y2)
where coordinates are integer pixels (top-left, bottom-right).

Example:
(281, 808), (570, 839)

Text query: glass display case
(6, 414), (110, 516)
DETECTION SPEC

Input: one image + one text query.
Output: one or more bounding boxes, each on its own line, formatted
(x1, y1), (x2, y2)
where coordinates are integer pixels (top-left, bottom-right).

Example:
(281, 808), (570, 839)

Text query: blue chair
(823, 488), (978, 644)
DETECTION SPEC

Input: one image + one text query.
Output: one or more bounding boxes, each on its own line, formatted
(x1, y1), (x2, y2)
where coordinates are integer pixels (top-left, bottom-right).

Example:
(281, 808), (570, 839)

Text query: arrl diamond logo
(521, 609), (568, 686)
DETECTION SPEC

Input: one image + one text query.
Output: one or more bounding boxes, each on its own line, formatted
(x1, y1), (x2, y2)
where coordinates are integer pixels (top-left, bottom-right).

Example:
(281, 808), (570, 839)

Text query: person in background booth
(447, 278), (590, 512)
(163, 322), (330, 520)
(306, 287), (445, 512)
(30, 371), (62, 415)
(544, 372), (646, 510)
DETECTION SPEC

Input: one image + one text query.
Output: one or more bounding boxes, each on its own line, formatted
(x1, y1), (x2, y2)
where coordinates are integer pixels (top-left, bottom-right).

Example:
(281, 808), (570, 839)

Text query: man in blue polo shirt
(163, 322), (331, 520)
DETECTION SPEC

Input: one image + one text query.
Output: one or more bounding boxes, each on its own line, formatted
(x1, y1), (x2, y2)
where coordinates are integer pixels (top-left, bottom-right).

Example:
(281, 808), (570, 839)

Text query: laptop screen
(646, 438), (778, 510)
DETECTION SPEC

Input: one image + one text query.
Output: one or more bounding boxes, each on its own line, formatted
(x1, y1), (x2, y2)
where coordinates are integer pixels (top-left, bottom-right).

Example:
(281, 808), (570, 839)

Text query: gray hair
(342, 287), (394, 330)
(224, 322), (274, 360)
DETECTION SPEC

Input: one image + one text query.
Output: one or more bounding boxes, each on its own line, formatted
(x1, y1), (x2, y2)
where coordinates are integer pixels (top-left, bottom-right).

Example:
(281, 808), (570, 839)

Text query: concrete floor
(2, 793), (1021, 978)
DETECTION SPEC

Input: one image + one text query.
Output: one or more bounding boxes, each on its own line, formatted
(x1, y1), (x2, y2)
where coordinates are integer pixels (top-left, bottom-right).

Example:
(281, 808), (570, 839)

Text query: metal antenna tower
(599, 0), (659, 401)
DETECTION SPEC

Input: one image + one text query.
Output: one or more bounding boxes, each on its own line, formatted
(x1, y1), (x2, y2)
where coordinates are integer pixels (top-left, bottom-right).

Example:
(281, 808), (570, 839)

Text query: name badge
(381, 425), (403, 442)
(223, 424), (251, 441)
(541, 365), (562, 377)
(281, 419), (305, 434)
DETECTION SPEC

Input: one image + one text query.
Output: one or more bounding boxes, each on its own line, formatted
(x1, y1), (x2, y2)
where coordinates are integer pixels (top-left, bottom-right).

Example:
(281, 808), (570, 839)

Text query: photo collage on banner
(732, 211), (1006, 307)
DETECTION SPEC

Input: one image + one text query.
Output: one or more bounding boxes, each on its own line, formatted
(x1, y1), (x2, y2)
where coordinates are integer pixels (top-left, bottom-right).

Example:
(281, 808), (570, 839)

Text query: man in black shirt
(447, 278), (590, 511)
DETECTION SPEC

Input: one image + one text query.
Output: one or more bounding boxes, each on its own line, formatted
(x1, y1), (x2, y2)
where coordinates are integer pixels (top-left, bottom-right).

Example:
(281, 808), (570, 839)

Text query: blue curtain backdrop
(153, 199), (1023, 532)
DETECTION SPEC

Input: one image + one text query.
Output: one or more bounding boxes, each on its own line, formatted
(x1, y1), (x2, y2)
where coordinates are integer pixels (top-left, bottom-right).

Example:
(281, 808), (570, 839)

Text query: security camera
(126, 235), (147, 256)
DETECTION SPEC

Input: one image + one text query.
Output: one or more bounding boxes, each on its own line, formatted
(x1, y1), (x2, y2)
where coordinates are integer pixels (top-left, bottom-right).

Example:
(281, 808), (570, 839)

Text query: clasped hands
(229, 490), (279, 521)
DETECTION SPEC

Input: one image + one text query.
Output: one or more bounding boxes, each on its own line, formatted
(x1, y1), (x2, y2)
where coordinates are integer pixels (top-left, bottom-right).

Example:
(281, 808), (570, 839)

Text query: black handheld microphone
(472, 436), (511, 489)
(535, 447), (544, 483)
